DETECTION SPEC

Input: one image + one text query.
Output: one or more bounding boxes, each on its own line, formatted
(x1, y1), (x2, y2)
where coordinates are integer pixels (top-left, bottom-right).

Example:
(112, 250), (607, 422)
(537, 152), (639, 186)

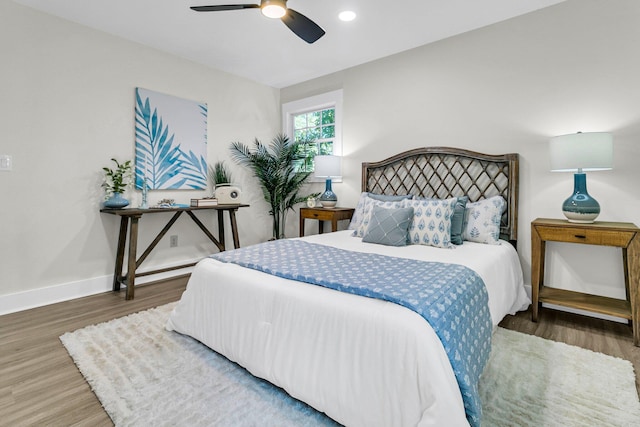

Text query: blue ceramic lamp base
(319, 178), (337, 208)
(562, 173), (600, 223)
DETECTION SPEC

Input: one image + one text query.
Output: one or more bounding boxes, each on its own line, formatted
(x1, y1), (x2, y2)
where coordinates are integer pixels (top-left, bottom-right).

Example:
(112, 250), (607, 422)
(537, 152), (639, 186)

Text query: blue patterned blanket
(211, 239), (492, 426)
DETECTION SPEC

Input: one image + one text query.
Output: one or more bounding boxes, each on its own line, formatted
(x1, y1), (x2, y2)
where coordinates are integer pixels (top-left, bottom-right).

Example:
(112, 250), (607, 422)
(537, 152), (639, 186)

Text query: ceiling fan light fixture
(261, 0), (286, 18)
(191, 0), (324, 44)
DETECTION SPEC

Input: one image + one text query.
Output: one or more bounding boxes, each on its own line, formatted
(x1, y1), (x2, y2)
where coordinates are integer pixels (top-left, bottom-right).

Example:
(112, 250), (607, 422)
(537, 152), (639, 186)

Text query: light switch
(0, 155), (12, 171)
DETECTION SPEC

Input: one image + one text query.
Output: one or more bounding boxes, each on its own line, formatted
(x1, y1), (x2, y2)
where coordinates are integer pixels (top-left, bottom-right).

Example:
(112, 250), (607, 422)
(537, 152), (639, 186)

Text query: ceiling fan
(191, 0), (326, 44)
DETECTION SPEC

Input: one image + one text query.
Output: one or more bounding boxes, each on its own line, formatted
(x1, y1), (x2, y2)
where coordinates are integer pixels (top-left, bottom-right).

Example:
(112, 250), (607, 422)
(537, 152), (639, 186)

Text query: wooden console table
(100, 204), (249, 300)
(531, 218), (640, 346)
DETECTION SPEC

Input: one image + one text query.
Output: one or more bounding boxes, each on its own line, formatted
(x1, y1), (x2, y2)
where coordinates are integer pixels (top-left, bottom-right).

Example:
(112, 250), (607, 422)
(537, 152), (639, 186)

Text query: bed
(166, 147), (530, 427)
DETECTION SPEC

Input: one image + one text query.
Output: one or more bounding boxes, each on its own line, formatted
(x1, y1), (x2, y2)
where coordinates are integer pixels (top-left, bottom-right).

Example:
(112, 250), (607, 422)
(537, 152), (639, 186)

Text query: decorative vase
(104, 192), (130, 209)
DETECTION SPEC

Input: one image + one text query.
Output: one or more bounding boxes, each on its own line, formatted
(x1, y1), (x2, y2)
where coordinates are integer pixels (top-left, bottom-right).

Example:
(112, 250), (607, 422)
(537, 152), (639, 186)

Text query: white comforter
(166, 231), (530, 427)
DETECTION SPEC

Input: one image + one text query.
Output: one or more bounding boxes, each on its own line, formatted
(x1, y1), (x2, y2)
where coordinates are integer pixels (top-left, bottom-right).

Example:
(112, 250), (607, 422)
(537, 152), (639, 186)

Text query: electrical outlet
(170, 235), (178, 247)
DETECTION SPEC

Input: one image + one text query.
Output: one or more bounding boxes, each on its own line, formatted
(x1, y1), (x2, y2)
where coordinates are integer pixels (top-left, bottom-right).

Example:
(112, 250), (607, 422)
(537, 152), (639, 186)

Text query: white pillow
(402, 198), (457, 248)
(462, 195), (506, 245)
(352, 197), (405, 237)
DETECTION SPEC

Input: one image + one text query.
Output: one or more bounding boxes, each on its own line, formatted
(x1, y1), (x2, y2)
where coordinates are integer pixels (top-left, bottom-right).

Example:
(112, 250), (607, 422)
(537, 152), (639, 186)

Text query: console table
(100, 204), (249, 300)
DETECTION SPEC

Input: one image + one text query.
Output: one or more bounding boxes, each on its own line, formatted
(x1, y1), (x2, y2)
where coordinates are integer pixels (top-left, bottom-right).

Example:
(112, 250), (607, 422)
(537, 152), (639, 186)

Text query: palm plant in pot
(102, 158), (133, 208)
(208, 160), (233, 197)
(230, 134), (319, 239)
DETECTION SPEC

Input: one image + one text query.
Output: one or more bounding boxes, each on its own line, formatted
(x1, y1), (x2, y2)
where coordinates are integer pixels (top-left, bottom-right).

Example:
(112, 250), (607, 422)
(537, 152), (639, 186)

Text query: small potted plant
(208, 160), (233, 197)
(102, 158), (133, 208)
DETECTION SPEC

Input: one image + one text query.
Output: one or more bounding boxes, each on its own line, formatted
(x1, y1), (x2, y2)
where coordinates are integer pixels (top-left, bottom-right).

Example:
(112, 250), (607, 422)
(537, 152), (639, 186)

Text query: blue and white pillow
(402, 197), (457, 248)
(352, 197), (406, 237)
(362, 206), (414, 246)
(348, 192), (370, 231)
(415, 196), (468, 245)
(349, 192), (412, 233)
(462, 195), (506, 245)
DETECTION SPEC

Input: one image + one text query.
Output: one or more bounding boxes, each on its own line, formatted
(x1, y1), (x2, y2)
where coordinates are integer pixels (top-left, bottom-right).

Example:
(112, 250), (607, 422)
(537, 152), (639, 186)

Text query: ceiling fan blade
(191, 4), (260, 12)
(281, 8), (325, 44)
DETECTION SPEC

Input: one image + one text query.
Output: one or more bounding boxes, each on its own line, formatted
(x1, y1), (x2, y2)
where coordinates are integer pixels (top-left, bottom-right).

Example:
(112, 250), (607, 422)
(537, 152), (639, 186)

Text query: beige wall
(0, 1), (281, 311)
(3, 0), (639, 315)
(282, 0), (640, 307)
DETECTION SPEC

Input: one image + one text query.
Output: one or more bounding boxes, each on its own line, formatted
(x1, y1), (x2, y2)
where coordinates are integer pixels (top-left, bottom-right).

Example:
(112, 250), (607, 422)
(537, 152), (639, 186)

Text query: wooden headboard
(362, 147), (519, 244)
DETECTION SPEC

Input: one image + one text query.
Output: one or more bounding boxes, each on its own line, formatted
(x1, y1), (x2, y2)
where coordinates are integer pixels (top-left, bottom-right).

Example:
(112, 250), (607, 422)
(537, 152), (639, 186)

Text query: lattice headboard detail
(362, 147), (519, 243)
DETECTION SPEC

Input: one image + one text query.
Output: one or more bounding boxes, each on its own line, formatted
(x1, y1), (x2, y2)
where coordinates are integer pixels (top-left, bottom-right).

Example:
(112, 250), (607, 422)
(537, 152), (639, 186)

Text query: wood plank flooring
(0, 276), (189, 427)
(1, 276), (638, 426)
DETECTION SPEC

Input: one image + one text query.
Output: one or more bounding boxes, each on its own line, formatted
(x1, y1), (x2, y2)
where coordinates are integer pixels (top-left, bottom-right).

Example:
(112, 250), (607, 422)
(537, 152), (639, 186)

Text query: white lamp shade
(549, 132), (613, 172)
(314, 155), (341, 178)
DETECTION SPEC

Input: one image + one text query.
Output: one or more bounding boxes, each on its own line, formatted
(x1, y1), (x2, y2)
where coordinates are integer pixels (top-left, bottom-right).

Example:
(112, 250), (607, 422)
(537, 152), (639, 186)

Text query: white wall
(282, 0), (640, 305)
(0, 1), (280, 312)
(3, 0), (639, 315)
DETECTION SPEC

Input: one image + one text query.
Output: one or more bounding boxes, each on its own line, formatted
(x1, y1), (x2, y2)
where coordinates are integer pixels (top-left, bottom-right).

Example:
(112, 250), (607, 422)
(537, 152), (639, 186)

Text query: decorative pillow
(362, 206), (414, 246)
(450, 196), (469, 245)
(415, 196), (468, 245)
(352, 197), (405, 237)
(348, 192), (370, 231)
(348, 192), (412, 232)
(462, 195), (506, 245)
(402, 198), (457, 248)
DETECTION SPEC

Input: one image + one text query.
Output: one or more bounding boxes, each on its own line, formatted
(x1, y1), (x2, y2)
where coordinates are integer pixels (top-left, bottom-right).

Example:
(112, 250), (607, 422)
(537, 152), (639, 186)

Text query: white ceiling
(13, 0), (565, 88)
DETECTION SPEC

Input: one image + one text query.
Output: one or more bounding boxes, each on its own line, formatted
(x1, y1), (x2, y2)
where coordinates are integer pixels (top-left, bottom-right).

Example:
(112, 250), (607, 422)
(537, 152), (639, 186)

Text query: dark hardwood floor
(1, 276), (638, 426)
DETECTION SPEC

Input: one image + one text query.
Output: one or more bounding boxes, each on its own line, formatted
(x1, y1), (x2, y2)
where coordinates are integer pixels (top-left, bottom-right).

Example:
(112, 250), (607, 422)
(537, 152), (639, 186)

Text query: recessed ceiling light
(338, 11), (356, 22)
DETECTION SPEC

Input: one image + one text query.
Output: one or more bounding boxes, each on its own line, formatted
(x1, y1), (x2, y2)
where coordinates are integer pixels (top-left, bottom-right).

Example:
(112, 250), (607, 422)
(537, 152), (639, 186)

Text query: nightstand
(300, 207), (355, 237)
(531, 218), (640, 346)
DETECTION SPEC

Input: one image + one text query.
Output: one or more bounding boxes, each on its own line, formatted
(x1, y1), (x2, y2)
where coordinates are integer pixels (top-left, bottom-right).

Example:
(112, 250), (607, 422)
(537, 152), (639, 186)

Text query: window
(282, 90), (343, 175)
(292, 108), (335, 172)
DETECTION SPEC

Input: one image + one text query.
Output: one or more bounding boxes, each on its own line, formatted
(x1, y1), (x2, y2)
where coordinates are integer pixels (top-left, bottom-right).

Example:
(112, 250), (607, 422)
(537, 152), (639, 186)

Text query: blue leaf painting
(135, 88), (208, 190)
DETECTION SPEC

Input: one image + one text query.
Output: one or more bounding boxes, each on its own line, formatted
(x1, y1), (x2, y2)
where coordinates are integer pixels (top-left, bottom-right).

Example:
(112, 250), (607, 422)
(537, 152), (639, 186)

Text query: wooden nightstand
(300, 207), (355, 237)
(531, 218), (640, 346)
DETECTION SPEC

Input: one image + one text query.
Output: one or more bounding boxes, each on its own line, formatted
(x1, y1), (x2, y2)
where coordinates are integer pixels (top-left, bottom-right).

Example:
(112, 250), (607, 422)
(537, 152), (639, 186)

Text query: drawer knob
(574, 234), (586, 239)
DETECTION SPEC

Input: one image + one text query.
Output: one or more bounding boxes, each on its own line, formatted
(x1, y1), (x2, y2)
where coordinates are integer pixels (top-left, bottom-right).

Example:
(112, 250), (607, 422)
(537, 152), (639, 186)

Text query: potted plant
(208, 160), (233, 196)
(102, 158), (133, 208)
(230, 134), (319, 239)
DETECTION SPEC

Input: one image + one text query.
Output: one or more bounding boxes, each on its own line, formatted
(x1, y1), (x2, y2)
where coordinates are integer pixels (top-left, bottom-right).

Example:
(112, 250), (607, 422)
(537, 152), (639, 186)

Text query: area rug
(60, 303), (640, 427)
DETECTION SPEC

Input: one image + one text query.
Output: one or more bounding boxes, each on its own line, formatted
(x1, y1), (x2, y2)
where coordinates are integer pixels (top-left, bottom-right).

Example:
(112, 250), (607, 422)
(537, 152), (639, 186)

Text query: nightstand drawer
(305, 210), (336, 221)
(535, 226), (635, 247)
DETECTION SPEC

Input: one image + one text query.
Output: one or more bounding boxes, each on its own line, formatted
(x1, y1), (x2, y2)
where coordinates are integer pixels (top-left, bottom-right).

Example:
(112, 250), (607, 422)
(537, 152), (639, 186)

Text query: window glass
(290, 108), (336, 172)
(282, 90), (343, 177)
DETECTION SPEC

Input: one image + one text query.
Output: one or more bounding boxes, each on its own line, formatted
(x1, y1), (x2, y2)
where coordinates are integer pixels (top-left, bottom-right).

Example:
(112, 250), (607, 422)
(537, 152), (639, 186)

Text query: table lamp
(314, 155), (341, 208)
(549, 131), (613, 223)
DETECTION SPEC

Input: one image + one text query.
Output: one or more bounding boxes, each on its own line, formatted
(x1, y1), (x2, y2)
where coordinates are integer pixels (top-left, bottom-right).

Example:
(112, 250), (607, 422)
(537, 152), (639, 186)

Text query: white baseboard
(0, 261), (197, 316)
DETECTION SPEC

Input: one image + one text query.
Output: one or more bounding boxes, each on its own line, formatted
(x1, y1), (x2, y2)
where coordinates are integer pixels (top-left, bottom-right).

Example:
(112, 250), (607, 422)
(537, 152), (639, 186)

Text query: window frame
(282, 89), (343, 182)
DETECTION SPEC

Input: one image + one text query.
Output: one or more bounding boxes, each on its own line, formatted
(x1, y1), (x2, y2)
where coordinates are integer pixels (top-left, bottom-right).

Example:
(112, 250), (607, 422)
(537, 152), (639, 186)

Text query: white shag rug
(60, 303), (640, 427)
